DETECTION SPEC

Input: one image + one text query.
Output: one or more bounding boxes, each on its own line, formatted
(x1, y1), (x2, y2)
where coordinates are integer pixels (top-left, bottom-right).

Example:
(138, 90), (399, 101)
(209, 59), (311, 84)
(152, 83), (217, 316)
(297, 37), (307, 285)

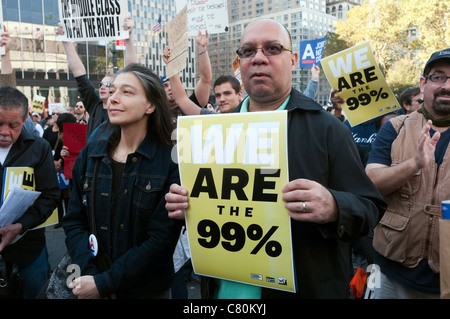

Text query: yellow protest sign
(2, 167), (58, 229)
(321, 42), (400, 126)
(177, 111), (296, 293)
(32, 95), (46, 114)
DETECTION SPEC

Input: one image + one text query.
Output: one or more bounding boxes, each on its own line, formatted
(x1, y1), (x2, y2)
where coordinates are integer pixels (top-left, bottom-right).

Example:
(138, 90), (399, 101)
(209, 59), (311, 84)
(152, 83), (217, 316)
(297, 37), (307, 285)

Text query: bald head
(241, 19), (292, 47)
(238, 19), (298, 111)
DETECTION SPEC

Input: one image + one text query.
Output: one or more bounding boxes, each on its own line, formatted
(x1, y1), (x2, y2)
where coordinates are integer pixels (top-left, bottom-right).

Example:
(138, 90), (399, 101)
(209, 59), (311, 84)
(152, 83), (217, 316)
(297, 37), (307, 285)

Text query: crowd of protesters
(0, 17), (449, 301)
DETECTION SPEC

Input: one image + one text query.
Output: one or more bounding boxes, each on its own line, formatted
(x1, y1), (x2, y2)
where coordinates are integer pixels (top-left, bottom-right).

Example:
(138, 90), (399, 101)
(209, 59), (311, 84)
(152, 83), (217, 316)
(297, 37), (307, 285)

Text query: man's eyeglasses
(99, 82), (112, 88)
(52, 113), (61, 116)
(75, 104), (84, 108)
(415, 98), (424, 104)
(427, 74), (450, 83)
(236, 43), (292, 59)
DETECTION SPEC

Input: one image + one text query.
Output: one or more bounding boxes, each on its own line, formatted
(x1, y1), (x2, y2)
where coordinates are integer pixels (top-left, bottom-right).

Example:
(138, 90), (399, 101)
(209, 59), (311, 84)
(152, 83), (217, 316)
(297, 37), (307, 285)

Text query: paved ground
(45, 226), (200, 299)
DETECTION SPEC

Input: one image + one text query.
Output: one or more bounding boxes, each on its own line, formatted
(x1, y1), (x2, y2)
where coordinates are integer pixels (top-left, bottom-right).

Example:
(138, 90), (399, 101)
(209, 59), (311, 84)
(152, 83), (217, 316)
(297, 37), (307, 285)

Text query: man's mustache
(435, 89), (450, 98)
(0, 136), (12, 143)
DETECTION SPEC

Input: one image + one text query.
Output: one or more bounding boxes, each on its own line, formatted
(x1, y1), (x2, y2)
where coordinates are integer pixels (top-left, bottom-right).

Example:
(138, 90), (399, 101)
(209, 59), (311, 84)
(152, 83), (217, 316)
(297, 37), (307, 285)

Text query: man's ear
(291, 52), (299, 71)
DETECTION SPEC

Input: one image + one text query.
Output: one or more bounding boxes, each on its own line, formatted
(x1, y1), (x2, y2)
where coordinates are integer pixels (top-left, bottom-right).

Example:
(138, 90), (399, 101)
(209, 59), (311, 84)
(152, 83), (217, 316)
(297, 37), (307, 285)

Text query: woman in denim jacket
(63, 64), (181, 299)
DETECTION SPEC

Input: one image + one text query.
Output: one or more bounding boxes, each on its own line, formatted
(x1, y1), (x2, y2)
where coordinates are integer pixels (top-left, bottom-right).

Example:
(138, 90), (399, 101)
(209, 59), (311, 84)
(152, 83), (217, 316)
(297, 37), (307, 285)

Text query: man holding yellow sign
(0, 87), (60, 298)
(167, 19), (386, 299)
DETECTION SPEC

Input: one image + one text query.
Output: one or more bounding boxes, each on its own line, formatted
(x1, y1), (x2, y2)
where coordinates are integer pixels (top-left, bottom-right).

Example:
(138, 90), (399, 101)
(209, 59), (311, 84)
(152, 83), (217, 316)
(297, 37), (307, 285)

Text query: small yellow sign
(2, 167), (58, 229)
(32, 95), (46, 114)
(321, 42), (400, 126)
(177, 111), (296, 293)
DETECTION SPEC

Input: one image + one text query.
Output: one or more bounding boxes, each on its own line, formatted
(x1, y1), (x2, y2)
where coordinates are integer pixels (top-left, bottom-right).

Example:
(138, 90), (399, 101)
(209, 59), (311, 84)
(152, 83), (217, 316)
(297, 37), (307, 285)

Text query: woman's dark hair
(56, 113), (76, 132)
(106, 63), (173, 150)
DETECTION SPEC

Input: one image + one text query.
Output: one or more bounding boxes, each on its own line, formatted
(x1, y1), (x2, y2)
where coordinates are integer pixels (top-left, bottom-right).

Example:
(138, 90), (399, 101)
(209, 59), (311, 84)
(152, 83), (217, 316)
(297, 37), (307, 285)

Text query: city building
(326, 0), (364, 21)
(1, 0), (363, 111)
(1, 0), (193, 111)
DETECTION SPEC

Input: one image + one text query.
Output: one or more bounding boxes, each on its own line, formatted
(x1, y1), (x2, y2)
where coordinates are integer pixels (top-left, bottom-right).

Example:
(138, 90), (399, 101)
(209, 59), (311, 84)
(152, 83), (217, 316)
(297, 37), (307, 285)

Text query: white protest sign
(57, 0), (129, 42)
(187, 0), (229, 36)
(49, 103), (64, 115)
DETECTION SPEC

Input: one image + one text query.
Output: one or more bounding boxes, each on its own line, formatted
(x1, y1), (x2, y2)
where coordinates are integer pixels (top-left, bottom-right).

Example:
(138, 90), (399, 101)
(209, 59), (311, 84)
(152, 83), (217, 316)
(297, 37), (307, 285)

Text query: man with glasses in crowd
(165, 19), (386, 299)
(366, 48), (450, 299)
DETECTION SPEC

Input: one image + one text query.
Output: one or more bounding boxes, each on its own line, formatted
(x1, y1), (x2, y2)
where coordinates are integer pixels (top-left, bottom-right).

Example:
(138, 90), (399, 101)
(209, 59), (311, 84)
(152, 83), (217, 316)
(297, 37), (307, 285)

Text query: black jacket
(75, 74), (106, 139)
(203, 88), (386, 299)
(1, 129), (60, 267)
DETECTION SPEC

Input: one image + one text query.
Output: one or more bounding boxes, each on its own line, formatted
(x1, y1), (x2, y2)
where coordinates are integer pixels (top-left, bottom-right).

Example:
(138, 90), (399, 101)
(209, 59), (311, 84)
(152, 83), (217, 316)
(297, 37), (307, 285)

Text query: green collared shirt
(239, 95), (291, 112)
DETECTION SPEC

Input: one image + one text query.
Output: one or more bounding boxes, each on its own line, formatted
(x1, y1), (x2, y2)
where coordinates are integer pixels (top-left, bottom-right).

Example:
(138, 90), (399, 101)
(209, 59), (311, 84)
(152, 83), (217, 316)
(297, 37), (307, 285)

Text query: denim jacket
(63, 133), (181, 298)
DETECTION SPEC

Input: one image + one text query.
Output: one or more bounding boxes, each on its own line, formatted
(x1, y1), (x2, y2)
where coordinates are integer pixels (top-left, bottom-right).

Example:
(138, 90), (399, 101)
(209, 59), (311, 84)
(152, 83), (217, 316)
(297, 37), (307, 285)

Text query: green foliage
(331, 0), (450, 90)
(323, 31), (349, 57)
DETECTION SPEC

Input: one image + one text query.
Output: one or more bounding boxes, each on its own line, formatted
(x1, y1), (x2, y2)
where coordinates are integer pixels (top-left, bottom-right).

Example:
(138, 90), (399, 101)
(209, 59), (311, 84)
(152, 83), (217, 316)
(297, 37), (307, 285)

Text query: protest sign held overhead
(177, 111), (296, 293)
(299, 36), (326, 68)
(321, 42), (400, 126)
(58, 0), (129, 42)
(32, 95), (46, 114)
(166, 5), (188, 77)
(187, 0), (229, 36)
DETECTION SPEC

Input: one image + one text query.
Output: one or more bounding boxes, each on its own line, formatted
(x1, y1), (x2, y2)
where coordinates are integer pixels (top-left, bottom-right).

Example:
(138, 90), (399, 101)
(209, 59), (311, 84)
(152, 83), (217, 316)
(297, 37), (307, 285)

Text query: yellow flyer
(321, 42), (400, 126)
(177, 111), (296, 293)
(2, 167), (58, 229)
(32, 95), (46, 114)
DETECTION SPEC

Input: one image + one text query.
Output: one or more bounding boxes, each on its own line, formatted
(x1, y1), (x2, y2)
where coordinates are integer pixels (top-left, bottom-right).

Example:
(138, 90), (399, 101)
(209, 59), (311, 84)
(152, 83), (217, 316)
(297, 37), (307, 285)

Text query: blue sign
(299, 37), (327, 68)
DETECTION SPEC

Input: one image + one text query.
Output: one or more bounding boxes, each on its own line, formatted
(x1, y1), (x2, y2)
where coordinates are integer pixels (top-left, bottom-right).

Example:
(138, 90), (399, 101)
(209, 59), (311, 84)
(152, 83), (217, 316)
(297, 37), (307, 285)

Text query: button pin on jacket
(89, 234), (98, 256)
(146, 181), (151, 191)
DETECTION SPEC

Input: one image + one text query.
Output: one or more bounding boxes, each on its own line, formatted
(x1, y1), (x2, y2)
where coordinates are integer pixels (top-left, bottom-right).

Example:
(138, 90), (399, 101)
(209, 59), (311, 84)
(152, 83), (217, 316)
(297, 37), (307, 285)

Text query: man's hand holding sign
(282, 179), (338, 224)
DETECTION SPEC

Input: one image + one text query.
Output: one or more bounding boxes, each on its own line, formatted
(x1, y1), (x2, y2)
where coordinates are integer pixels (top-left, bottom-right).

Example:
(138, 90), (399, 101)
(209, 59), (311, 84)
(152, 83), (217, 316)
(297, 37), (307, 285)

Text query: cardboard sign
(57, 0), (130, 42)
(166, 5), (189, 77)
(177, 111), (296, 293)
(321, 42), (400, 126)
